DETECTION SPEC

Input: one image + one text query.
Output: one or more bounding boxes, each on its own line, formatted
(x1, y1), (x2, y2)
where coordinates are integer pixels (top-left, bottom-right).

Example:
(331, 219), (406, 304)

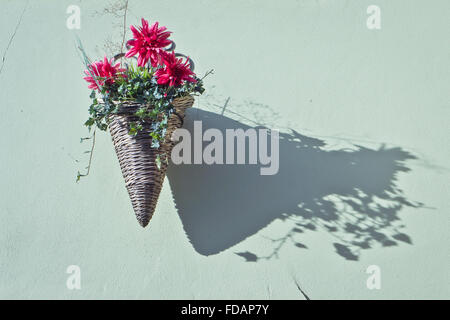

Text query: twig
(293, 278), (311, 300)
(77, 129), (97, 182)
(201, 69), (214, 81)
(0, 0), (29, 77)
(120, 0), (129, 54)
(221, 97), (230, 116)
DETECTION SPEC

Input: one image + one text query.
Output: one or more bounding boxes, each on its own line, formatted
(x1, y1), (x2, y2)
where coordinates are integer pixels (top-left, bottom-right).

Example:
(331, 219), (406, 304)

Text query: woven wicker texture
(109, 96), (194, 227)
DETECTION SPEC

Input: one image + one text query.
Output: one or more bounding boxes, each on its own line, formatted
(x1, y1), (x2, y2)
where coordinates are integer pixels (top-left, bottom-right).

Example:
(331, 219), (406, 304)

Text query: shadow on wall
(167, 108), (423, 261)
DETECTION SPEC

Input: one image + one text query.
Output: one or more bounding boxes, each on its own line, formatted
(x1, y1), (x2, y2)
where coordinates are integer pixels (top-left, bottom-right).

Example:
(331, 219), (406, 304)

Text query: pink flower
(155, 51), (197, 87)
(83, 57), (125, 91)
(125, 19), (172, 67)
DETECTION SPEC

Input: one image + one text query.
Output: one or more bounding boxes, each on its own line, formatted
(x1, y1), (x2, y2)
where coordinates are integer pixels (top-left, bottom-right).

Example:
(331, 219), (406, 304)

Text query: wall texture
(0, 0), (449, 299)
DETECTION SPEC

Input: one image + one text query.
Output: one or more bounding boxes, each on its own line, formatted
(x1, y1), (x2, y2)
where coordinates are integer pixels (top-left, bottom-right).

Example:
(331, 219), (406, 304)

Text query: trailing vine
(76, 17), (211, 181)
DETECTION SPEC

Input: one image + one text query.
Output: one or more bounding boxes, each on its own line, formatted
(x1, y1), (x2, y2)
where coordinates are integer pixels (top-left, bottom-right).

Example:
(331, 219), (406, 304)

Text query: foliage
(84, 64), (207, 150)
(77, 18), (212, 180)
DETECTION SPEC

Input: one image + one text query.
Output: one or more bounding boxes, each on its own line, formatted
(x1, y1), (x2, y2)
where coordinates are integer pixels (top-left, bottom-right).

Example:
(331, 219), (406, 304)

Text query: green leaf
(149, 131), (160, 140)
(156, 154), (161, 170)
(118, 84), (126, 95)
(196, 86), (205, 94)
(128, 127), (137, 136)
(84, 118), (95, 127)
(135, 107), (147, 118)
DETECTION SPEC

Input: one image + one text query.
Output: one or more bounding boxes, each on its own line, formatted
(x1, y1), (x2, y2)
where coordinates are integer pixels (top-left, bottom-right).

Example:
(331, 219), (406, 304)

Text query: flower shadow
(166, 108), (422, 261)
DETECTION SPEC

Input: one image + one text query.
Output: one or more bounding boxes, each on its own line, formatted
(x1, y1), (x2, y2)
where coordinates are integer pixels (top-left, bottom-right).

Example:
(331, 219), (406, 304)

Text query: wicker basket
(108, 95), (194, 227)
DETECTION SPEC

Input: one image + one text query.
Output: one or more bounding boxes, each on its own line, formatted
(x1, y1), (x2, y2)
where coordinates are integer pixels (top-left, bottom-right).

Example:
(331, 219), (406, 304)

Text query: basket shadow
(166, 108), (422, 261)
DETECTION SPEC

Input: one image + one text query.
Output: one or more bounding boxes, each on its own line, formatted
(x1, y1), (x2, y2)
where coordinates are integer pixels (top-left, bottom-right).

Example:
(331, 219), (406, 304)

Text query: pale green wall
(0, 0), (449, 299)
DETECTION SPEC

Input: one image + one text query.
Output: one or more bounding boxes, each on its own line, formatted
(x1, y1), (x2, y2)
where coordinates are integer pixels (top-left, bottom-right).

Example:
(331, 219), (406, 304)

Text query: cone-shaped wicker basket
(109, 95), (194, 227)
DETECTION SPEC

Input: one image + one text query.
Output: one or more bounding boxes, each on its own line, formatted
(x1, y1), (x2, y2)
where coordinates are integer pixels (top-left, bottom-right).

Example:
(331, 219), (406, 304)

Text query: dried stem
(77, 129), (97, 182)
(121, 0), (129, 54)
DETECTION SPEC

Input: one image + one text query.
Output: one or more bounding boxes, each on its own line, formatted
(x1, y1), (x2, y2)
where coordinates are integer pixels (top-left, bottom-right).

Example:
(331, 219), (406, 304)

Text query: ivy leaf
(129, 127), (137, 136)
(155, 154), (161, 170)
(118, 84), (126, 95)
(196, 86), (205, 94)
(135, 107), (147, 118)
(153, 88), (163, 99)
(84, 118), (95, 127)
(133, 82), (142, 91)
(151, 138), (160, 149)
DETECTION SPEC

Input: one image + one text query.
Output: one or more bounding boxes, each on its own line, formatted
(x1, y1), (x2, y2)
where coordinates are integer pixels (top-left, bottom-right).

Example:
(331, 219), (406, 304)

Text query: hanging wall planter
(108, 96), (194, 226)
(78, 18), (210, 226)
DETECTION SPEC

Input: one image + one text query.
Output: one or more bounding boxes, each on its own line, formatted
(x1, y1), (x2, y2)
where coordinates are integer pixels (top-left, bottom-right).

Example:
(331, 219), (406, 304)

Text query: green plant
(76, 18), (212, 182)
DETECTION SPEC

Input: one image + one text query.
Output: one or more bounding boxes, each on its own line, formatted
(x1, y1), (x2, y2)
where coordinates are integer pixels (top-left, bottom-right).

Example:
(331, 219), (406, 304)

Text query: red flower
(155, 52), (197, 87)
(125, 19), (172, 67)
(83, 57), (125, 91)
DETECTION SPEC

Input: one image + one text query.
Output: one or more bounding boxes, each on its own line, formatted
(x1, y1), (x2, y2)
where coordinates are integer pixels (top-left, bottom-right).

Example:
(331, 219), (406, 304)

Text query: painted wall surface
(0, 0), (449, 299)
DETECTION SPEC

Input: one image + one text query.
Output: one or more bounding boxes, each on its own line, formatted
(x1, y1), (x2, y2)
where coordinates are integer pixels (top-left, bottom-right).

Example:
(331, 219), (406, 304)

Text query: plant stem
(77, 129), (97, 182)
(201, 69), (214, 80)
(120, 0), (129, 65)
